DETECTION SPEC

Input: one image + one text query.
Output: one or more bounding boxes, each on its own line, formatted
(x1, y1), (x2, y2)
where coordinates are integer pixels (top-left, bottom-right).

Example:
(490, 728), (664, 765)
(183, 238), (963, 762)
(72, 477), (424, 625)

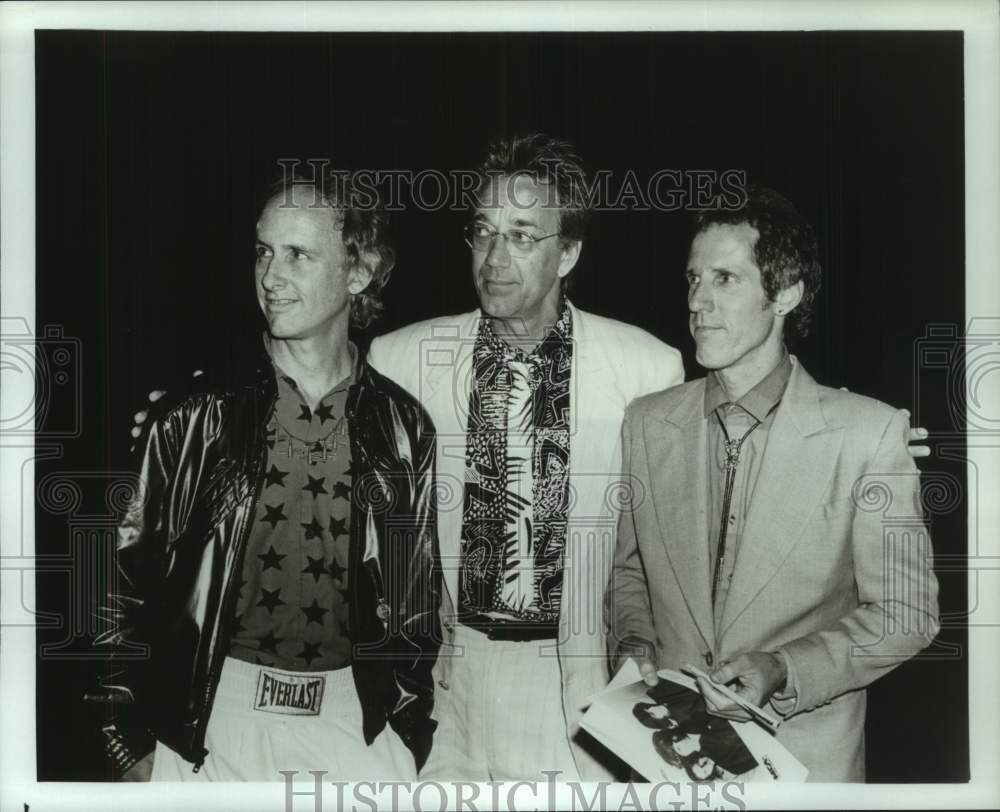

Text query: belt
(458, 620), (559, 642)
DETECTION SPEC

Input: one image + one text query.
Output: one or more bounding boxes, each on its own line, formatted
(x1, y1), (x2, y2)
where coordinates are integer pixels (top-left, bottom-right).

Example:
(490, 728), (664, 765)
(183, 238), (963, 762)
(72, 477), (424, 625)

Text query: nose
(484, 232), (510, 268)
(688, 277), (713, 313)
(259, 256), (286, 291)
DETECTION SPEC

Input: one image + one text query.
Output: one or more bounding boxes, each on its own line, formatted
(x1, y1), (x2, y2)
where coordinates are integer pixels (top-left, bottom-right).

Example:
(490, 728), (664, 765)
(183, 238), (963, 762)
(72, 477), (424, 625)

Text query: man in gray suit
(608, 185), (939, 780)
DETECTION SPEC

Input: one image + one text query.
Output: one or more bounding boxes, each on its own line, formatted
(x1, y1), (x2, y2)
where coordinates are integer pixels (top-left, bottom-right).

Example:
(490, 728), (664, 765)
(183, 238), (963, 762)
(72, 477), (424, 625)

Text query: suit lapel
(421, 311), (480, 607)
(644, 384), (716, 652)
(718, 361), (843, 637)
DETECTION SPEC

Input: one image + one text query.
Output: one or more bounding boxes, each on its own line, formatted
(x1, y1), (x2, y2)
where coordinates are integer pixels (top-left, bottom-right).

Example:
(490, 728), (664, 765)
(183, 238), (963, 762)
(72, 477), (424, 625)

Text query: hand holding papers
(680, 663), (781, 732)
(580, 668), (807, 783)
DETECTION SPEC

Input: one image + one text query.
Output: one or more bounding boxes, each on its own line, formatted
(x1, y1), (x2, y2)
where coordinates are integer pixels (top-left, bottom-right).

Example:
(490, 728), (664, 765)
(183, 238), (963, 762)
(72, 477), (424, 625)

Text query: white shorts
(151, 656), (416, 782)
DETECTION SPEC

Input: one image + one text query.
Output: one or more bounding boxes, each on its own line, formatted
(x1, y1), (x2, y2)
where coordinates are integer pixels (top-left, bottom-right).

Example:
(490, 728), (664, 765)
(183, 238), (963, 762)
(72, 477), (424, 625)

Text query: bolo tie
(710, 408), (762, 606)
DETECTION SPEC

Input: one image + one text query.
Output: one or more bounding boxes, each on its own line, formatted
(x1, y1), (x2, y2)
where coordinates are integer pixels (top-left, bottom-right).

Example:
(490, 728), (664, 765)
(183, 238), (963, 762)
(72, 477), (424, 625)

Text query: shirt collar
(263, 333), (357, 403)
(703, 350), (792, 421)
(479, 296), (573, 362)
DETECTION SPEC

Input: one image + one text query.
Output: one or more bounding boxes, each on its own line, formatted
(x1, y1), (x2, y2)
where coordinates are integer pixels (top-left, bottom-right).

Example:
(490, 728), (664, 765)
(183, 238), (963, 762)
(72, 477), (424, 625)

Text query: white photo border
(2, 2), (997, 810)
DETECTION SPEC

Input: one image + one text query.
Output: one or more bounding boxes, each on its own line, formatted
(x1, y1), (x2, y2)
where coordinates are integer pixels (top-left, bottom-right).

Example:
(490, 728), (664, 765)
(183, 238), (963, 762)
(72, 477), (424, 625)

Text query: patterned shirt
(704, 352), (791, 629)
(457, 301), (573, 630)
(229, 357), (354, 671)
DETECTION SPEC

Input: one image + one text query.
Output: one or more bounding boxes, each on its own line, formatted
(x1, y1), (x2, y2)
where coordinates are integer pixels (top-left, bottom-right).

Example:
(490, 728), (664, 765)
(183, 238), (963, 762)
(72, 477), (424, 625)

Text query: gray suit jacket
(369, 300), (684, 779)
(609, 357), (939, 780)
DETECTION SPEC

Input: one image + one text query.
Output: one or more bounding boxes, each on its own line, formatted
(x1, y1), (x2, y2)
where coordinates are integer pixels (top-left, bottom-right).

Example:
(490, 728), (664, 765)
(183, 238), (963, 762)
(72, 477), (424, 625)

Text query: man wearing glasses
(367, 134), (685, 781)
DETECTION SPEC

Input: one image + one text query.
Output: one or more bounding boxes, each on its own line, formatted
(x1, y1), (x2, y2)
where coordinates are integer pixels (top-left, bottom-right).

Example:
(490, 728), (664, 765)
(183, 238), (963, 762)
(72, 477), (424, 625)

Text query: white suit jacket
(610, 357), (940, 780)
(368, 300), (684, 779)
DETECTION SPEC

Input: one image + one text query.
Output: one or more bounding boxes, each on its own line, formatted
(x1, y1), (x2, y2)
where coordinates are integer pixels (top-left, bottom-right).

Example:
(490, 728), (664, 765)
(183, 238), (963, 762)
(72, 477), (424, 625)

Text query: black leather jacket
(89, 347), (441, 774)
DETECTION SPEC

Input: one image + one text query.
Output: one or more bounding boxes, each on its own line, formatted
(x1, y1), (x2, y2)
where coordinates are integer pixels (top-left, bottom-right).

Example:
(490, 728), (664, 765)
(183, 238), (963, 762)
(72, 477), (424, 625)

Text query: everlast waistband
(212, 656), (353, 721)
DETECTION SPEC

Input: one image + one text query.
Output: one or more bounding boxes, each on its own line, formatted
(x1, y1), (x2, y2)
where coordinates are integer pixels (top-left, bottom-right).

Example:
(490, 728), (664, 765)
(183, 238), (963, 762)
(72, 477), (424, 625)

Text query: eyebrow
(471, 212), (544, 227)
(255, 238), (311, 254)
(687, 265), (741, 275)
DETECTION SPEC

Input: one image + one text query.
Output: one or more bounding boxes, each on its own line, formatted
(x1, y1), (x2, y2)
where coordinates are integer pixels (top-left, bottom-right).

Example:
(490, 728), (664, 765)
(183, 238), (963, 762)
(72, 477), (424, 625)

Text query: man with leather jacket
(89, 168), (441, 781)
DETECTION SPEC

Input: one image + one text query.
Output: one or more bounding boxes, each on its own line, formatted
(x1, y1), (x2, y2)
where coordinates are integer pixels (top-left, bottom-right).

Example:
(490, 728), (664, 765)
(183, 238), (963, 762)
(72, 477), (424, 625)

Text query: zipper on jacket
(346, 395), (391, 633)
(365, 552), (390, 627)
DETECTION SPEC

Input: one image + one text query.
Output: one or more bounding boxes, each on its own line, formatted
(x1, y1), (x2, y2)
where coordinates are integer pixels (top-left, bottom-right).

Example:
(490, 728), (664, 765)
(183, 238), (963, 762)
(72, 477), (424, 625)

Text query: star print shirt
(229, 364), (355, 671)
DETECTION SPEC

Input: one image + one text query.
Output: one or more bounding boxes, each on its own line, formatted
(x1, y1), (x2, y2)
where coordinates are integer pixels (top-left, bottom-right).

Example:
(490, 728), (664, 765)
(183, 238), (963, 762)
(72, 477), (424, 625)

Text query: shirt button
(728, 514), (736, 525)
(438, 679), (450, 691)
(704, 651), (714, 667)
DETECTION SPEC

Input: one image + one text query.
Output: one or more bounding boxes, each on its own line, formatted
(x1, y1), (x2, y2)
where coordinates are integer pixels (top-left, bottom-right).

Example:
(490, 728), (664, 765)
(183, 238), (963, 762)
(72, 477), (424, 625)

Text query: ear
(557, 240), (583, 279)
(347, 263), (373, 296)
(774, 280), (804, 316)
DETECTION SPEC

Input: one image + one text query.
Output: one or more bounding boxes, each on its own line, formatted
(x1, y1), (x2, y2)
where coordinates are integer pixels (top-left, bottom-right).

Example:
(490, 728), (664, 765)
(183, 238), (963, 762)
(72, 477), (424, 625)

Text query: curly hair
(693, 185), (822, 342)
(476, 133), (590, 292)
(632, 701), (672, 730)
(652, 729), (684, 768)
(263, 166), (395, 330)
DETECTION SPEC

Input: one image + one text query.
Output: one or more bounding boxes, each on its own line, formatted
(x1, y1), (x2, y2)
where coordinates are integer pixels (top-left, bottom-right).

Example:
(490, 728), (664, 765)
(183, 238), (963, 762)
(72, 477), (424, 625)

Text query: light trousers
(151, 656), (416, 782)
(420, 625), (581, 782)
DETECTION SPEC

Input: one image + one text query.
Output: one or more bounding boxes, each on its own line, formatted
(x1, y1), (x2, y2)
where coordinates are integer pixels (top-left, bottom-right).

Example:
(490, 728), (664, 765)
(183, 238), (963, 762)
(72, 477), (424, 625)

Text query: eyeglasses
(463, 222), (561, 257)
